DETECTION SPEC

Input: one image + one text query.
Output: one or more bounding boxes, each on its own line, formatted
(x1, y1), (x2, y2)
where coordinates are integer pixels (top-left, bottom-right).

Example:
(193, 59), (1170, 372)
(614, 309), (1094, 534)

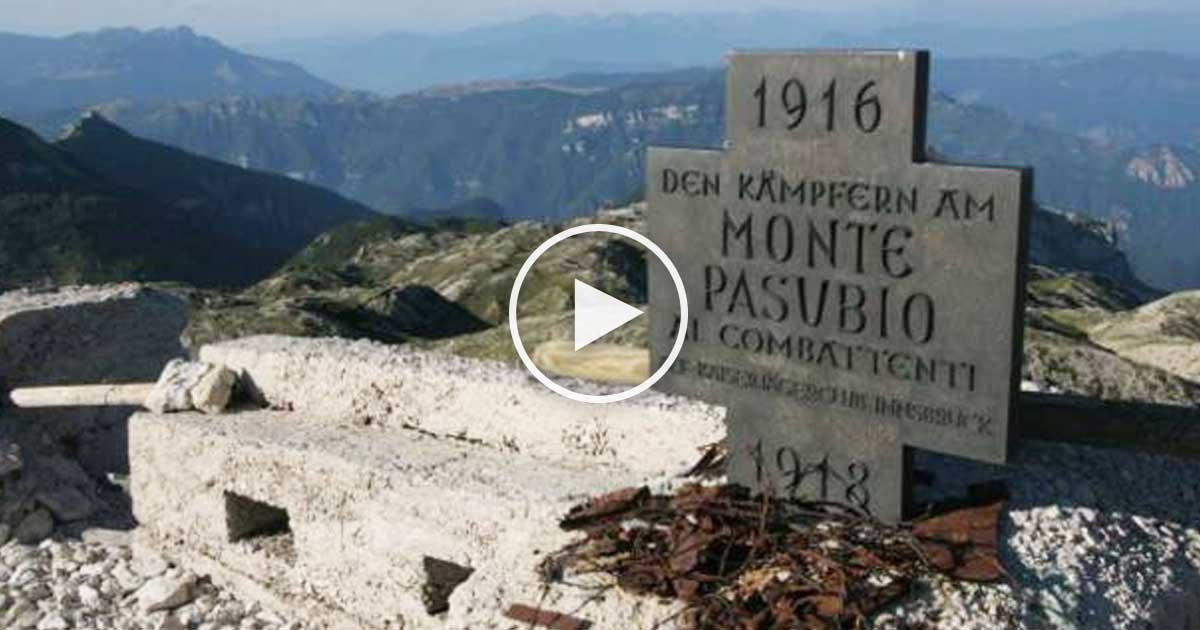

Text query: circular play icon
(508, 224), (688, 404)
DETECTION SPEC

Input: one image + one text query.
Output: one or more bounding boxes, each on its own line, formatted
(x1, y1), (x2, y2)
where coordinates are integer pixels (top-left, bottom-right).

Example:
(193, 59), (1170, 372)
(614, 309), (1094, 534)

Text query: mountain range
(242, 11), (1200, 95)
(19, 63), (1198, 289)
(0, 113), (375, 288)
(5, 25), (1198, 152)
(3, 25), (1200, 291)
(0, 26), (335, 118)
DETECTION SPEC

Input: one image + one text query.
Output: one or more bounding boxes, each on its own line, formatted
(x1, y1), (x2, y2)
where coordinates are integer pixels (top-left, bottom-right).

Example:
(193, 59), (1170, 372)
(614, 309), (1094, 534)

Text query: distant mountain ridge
(244, 11), (1200, 95)
(935, 52), (1200, 148)
(0, 114), (376, 288)
(0, 26), (336, 116)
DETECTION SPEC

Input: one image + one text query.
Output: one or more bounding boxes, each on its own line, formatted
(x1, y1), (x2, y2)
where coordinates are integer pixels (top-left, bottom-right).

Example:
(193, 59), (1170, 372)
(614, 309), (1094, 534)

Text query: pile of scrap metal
(545, 483), (1006, 629)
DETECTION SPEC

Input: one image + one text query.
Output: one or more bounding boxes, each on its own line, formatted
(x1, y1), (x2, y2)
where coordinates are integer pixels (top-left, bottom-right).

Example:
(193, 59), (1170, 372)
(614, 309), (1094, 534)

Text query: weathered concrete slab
(0, 284), (186, 388)
(129, 409), (683, 629)
(133, 335), (724, 628)
(200, 335), (726, 477)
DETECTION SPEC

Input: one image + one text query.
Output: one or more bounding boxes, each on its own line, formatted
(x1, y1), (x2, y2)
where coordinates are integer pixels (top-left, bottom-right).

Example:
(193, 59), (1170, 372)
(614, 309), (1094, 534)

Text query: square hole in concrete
(224, 491), (294, 561)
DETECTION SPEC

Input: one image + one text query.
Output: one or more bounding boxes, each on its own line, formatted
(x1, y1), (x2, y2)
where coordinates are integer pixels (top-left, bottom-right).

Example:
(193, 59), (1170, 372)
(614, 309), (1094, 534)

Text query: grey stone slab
(647, 50), (1031, 521)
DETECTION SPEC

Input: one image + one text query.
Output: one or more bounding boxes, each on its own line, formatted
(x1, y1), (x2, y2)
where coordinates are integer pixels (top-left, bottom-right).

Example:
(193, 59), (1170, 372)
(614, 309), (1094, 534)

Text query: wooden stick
(6, 383), (155, 408)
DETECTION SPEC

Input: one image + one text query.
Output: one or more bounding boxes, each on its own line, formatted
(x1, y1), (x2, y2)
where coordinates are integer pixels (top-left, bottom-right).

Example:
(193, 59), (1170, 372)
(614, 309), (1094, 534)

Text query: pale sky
(0, 0), (1192, 42)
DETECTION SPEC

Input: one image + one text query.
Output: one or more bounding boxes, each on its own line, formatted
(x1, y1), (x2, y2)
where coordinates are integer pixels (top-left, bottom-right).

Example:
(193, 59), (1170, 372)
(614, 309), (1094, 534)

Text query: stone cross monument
(647, 50), (1031, 522)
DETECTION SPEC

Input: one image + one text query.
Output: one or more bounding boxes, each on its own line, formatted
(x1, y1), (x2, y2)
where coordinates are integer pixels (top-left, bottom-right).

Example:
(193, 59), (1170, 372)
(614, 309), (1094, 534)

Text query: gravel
(875, 440), (1200, 629)
(0, 532), (302, 630)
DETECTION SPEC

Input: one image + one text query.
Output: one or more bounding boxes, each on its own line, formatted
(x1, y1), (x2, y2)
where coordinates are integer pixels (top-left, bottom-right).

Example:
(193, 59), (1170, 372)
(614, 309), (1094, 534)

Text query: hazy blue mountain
(935, 52), (1200, 148)
(0, 26), (336, 116)
(244, 11), (831, 94)
(0, 114), (376, 288)
(244, 11), (1200, 94)
(823, 12), (1200, 59)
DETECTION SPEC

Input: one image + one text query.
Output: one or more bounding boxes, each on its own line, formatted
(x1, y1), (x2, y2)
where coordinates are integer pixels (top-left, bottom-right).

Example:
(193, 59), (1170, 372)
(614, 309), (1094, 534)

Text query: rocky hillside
(0, 114), (376, 288)
(183, 201), (1200, 407)
(0, 26), (336, 117)
(1090, 291), (1200, 383)
(184, 206), (645, 349)
(20, 69), (1200, 290)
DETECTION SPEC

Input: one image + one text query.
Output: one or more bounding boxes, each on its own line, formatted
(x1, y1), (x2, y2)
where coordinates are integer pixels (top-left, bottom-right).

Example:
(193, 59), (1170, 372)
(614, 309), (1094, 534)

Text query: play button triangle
(574, 280), (644, 351)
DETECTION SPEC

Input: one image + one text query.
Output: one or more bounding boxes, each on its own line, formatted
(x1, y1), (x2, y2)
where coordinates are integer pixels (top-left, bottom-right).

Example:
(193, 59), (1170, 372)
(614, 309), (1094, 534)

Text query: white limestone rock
(34, 613), (67, 630)
(145, 360), (235, 414)
(131, 548), (170, 578)
(77, 583), (101, 608)
(80, 527), (132, 548)
(190, 364), (236, 414)
(137, 573), (197, 612)
(145, 360), (210, 413)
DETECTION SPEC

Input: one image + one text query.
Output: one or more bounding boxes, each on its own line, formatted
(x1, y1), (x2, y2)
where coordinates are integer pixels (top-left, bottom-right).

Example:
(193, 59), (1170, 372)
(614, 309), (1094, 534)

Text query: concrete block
(0, 284), (188, 484)
(199, 336), (725, 478)
(129, 409), (683, 629)
(0, 284), (186, 387)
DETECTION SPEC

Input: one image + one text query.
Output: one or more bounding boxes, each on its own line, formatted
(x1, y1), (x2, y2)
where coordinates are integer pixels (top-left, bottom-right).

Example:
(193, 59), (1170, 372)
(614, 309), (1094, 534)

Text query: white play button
(573, 280), (643, 351)
(509, 223), (688, 404)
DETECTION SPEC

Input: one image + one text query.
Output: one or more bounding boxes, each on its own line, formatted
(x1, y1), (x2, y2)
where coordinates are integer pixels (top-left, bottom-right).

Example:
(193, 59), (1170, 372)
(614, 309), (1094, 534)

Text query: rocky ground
(0, 530), (298, 630)
(880, 441), (1200, 629)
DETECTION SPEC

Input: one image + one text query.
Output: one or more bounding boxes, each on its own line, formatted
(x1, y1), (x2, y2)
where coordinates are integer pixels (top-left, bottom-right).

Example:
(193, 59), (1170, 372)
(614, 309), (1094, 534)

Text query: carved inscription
(750, 440), (872, 509)
(751, 77), (883, 133)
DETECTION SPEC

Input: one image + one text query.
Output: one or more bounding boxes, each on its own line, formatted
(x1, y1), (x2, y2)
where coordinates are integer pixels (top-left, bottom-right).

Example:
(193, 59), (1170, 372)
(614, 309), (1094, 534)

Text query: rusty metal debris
(545, 483), (1006, 629)
(503, 603), (592, 630)
(912, 501), (1005, 582)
